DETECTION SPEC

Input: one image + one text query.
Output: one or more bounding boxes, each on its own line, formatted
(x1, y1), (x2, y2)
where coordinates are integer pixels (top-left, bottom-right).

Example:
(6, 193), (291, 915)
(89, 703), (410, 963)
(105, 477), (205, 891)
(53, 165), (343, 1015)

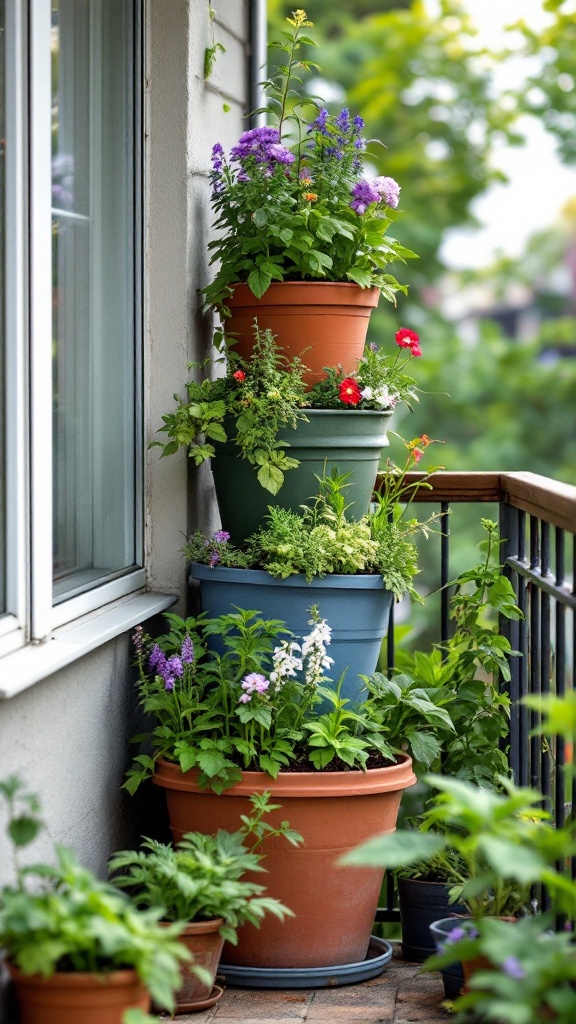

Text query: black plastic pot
(398, 877), (465, 998)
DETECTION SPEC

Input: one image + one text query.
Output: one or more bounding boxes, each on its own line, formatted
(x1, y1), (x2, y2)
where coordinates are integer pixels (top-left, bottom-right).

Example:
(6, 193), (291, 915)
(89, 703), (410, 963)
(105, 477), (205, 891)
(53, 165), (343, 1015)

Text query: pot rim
(188, 563), (389, 590)
(7, 964), (143, 988)
(153, 753), (416, 798)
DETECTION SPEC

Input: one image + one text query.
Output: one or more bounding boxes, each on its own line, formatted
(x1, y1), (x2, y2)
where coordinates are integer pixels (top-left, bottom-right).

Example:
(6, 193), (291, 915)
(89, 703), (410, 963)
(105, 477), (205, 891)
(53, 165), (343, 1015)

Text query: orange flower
(303, 192), (318, 202)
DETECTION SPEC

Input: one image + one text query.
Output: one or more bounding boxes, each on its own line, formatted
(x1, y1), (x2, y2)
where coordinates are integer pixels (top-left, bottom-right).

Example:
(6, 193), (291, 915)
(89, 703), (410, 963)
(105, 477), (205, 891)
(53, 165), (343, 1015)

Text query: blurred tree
(512, 0), (576, 165)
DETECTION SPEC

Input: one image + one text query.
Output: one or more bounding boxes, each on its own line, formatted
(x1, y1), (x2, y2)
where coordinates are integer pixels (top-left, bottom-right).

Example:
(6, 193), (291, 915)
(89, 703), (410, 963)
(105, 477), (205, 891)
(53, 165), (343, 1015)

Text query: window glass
(0, 0), (5, 614)
(51, 0), (139, 602)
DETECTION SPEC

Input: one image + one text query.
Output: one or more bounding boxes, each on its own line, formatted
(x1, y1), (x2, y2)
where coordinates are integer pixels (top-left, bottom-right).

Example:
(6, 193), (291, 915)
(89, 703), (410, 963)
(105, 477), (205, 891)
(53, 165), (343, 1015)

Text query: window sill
(0, 591), (176, 699)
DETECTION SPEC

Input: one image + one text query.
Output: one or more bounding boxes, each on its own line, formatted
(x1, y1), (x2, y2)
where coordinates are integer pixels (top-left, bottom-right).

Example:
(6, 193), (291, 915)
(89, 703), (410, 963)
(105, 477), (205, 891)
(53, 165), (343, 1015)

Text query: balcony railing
(374, 470), (576, 922)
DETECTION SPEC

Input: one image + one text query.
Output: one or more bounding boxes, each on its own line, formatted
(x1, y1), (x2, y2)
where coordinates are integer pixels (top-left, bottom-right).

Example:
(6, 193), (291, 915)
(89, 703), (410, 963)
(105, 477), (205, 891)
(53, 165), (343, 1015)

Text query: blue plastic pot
(188, 563), (393, 704)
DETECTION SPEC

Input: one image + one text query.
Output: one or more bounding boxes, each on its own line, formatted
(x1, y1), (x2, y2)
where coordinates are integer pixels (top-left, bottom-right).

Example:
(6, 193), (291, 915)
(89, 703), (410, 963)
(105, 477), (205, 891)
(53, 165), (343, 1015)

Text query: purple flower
(309, 108), (330, 135)
(211, 143), (224, 171)
(149, 645), (166, 671)
(502, 956), (525, 980)
(350, 178), (381, 215)
(132, 625), (144, 654)
(268, 143), (295, 165)
(181, 636), (194, 665)
(444, 926), (467, 945)
(213, 530), (230, 543)
(241, 672), (270, 696)
(209, 550), (220, 568)
(373, 176), (401, 208)
(166, 656), (183, 678)
(336, 107), (351, 132)
(353, 114), (365, 132)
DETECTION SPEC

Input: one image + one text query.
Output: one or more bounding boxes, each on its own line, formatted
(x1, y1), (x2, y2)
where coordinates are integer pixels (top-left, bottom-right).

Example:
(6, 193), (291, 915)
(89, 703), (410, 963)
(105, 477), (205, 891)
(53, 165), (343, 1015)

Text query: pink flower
(395, 327), (420, 351)
(339, 377), (362, 406)
(233, 370), (246, 381)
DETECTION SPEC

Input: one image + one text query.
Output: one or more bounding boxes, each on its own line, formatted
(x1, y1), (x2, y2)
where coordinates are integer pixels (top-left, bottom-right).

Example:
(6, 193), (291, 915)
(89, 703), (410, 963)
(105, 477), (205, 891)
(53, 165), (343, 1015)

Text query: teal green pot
(211, 409), (392, 544)
(189, 563), (393, 704)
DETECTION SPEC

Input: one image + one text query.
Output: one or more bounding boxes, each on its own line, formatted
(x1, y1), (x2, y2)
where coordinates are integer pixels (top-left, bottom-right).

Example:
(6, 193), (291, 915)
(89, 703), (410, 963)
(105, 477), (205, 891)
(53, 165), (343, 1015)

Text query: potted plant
(342, 772), (576, 995)
(391, 519), (522, 966)
(0, 776), (189, 1024)
(185, 457), (441, 700)
(153, 321), (424, 541)
(203, 9), (418, 380)
(109, 792), (298, 1012)
(123, 605), (460, 976)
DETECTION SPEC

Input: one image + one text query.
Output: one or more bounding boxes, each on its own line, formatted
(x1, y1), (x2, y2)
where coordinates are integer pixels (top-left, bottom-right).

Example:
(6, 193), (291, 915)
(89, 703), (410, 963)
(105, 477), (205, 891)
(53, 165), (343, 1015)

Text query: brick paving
(162, 947), (452, 1023)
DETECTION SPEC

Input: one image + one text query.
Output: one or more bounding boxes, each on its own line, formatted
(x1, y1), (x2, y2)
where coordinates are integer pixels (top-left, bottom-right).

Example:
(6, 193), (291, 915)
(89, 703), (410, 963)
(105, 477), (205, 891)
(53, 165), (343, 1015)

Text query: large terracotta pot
(7, 966), (149, 1024)
(165, 919), (224, 1013)
(225, 281), (380, 386)
(153, 756), (416, 970)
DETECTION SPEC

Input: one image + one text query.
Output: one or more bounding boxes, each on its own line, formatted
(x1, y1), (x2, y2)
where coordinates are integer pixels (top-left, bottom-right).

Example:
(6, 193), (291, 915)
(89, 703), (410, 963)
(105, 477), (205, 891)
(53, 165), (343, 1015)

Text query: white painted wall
(0, 5), (250, 1008)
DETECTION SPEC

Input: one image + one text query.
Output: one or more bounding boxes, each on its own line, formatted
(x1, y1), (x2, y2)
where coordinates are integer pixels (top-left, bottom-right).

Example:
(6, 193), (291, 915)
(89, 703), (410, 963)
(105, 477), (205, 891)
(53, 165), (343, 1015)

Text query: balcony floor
(163, 947), (451, 1023)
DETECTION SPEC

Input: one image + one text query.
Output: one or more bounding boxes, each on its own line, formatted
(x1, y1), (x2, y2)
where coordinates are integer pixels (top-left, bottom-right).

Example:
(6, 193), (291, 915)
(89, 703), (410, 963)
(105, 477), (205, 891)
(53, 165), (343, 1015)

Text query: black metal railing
(374, 471), (576, 923)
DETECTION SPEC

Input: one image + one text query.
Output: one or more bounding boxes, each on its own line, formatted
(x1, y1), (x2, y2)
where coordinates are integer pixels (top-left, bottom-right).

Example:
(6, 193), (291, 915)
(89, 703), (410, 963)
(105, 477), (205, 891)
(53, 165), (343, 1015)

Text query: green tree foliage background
(267, 0), (576, 489)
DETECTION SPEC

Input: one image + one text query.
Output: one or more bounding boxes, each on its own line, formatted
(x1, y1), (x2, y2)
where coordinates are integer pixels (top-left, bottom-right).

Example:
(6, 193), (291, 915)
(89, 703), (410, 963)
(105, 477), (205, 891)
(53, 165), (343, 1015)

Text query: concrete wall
(0, 4), (250, 1015)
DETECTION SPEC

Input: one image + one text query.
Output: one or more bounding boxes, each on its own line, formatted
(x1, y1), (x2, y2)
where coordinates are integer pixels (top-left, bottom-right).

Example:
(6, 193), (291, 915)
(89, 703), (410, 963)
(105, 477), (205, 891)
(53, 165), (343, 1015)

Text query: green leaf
(252, 208), (268, 228)
(341, 830), (447, 868)
(256, 461), (284, 494)
(8, 815), (42, 847)
(247, 268), (272, 298)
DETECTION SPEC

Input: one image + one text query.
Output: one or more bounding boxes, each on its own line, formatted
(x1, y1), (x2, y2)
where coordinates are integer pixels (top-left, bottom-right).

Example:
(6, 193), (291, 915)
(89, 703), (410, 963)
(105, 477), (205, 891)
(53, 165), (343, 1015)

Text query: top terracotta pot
(224, 281), (380, 386)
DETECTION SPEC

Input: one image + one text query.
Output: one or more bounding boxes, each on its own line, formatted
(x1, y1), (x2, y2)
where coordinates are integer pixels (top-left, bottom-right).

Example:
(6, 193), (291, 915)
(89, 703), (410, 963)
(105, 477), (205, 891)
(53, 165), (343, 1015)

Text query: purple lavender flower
(149, 645), (166, 671)
(181, 636), (194, 665)
(166, 656), (183, 678)
(211, 143), (224, 172)
(336, 107), (351, 132)
(373, 176), (401, 208)
(213, 530), (230, 543)
(350, 178), (381, 215)
(502, 956), (525, 980)
(132, 625), (144, 654)
(309, 108), (330, 135)
(353, 114), (365, 132)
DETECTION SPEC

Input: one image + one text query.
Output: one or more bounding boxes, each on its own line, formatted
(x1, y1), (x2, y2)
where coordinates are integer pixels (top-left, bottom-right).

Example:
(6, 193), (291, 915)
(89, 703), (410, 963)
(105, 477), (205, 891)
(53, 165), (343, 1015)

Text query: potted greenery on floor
(0, 777), (188, 1024)
(123, 600), (463, 977)
(109, 793), (298, 1012)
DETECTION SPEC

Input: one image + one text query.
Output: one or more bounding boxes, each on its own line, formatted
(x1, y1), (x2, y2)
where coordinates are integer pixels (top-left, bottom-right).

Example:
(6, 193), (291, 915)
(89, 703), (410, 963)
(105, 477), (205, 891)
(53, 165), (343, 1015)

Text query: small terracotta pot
(153, 755), (416, 970)
(225, 281), (380, 386)
(167, 919), (225, 1012)
(7, 965), (149, 1024)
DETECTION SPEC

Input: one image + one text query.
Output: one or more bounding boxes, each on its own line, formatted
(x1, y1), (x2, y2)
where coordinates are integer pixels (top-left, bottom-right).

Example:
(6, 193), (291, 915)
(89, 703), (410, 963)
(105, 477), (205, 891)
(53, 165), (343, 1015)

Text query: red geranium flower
(233, 369), (246, 381)
(395, 327), (420, 352)
(339, 377), (362, 405)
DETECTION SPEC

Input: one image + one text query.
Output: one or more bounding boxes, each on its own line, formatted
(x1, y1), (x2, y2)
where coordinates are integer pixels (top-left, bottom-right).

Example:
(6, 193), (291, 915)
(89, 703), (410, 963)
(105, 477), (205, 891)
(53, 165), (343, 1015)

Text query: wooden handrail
(374, 470), (576, 534)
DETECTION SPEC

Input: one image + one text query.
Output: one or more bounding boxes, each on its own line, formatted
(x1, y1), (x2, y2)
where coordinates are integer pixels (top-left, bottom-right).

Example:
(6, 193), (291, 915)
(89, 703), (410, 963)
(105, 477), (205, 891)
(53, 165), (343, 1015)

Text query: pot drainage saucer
(174, 984), (224, 1012)
(218, 936), (393, 989)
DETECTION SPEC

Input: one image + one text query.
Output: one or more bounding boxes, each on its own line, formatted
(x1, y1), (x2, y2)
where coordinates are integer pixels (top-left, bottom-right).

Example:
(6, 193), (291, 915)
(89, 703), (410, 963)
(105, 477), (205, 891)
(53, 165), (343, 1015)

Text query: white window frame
(0, 0), (159, 677)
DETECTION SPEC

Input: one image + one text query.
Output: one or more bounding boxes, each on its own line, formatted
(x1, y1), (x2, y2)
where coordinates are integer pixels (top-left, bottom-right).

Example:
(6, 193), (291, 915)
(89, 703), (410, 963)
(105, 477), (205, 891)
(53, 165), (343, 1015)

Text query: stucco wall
(0, 2), (250, 1016)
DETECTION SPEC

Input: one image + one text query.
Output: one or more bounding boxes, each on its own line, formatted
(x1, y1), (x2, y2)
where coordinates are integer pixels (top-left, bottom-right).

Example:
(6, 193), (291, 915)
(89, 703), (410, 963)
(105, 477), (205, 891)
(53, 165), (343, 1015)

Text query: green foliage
(0, 778), (188, 1013)
(109, 793), (298, 945)
(344, 773), (574, 919)
(125, 604), (460, 793)
(203, 9), (416, 313)
(151, 325), (308, 494)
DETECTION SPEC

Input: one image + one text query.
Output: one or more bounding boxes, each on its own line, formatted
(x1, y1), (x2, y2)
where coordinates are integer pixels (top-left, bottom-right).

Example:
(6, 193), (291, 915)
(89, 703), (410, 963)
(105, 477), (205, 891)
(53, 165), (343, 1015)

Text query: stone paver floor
(162, 947), (452, 1023)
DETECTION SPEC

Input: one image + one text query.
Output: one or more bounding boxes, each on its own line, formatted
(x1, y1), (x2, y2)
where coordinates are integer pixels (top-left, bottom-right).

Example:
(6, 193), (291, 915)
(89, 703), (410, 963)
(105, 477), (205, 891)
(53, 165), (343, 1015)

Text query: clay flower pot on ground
(109, 794), (293, 1012)
(0, 777), (188, 1024)
(152, 756), (416, 971)
(124, 605), (461, 977)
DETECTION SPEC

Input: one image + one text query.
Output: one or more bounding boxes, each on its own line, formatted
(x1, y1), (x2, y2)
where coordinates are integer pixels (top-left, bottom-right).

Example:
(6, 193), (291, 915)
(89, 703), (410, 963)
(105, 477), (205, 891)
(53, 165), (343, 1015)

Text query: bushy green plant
(203, 10), (416, 316)
(153, 324), (426, 495)
(0, 777), (189, 1017)
(185, 453), (443, 601)
(125, 605), (457, 794)
(393, 518), (521, 786)
(109, 793), (298, 945)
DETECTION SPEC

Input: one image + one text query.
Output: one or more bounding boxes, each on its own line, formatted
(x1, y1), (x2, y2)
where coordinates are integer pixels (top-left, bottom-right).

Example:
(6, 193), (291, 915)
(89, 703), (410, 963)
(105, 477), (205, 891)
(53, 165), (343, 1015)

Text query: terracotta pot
(7, 965), (149, 1024)
(153, 755), (416, 970)
(164, 919), (224, 1013)
(225, 281), (380, 386)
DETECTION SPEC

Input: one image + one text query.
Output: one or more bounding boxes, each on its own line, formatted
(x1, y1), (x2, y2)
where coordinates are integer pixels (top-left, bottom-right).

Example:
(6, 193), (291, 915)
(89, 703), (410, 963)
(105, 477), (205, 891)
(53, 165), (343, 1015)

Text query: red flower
(233, 369), (246, 381)
(395, 327), (420, 354)
(339, 377), (362, 405)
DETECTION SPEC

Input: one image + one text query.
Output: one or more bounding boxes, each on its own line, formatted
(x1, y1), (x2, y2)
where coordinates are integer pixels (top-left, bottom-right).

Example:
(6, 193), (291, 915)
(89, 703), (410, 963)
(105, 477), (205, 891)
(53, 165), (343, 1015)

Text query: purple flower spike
(166, 656), (183, 678)
(181, 635), (194, 665)
(132, 625), (144, 654)
(149, 645), (165, 671)
(502, 956), (525, 980)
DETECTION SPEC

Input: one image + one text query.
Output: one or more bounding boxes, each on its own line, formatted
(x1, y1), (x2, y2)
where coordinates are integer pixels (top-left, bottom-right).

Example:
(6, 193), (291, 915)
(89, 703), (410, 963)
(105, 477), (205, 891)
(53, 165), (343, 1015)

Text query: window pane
(51, 0), (139, 602)
(0, 0), (5, 614)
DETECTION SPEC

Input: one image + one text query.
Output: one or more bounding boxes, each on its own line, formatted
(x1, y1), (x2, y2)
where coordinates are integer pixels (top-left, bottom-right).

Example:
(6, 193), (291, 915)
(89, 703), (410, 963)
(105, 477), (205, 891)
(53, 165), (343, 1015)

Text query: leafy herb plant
(109, 793), (299, 945)
(0, 777), (188, 1017)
